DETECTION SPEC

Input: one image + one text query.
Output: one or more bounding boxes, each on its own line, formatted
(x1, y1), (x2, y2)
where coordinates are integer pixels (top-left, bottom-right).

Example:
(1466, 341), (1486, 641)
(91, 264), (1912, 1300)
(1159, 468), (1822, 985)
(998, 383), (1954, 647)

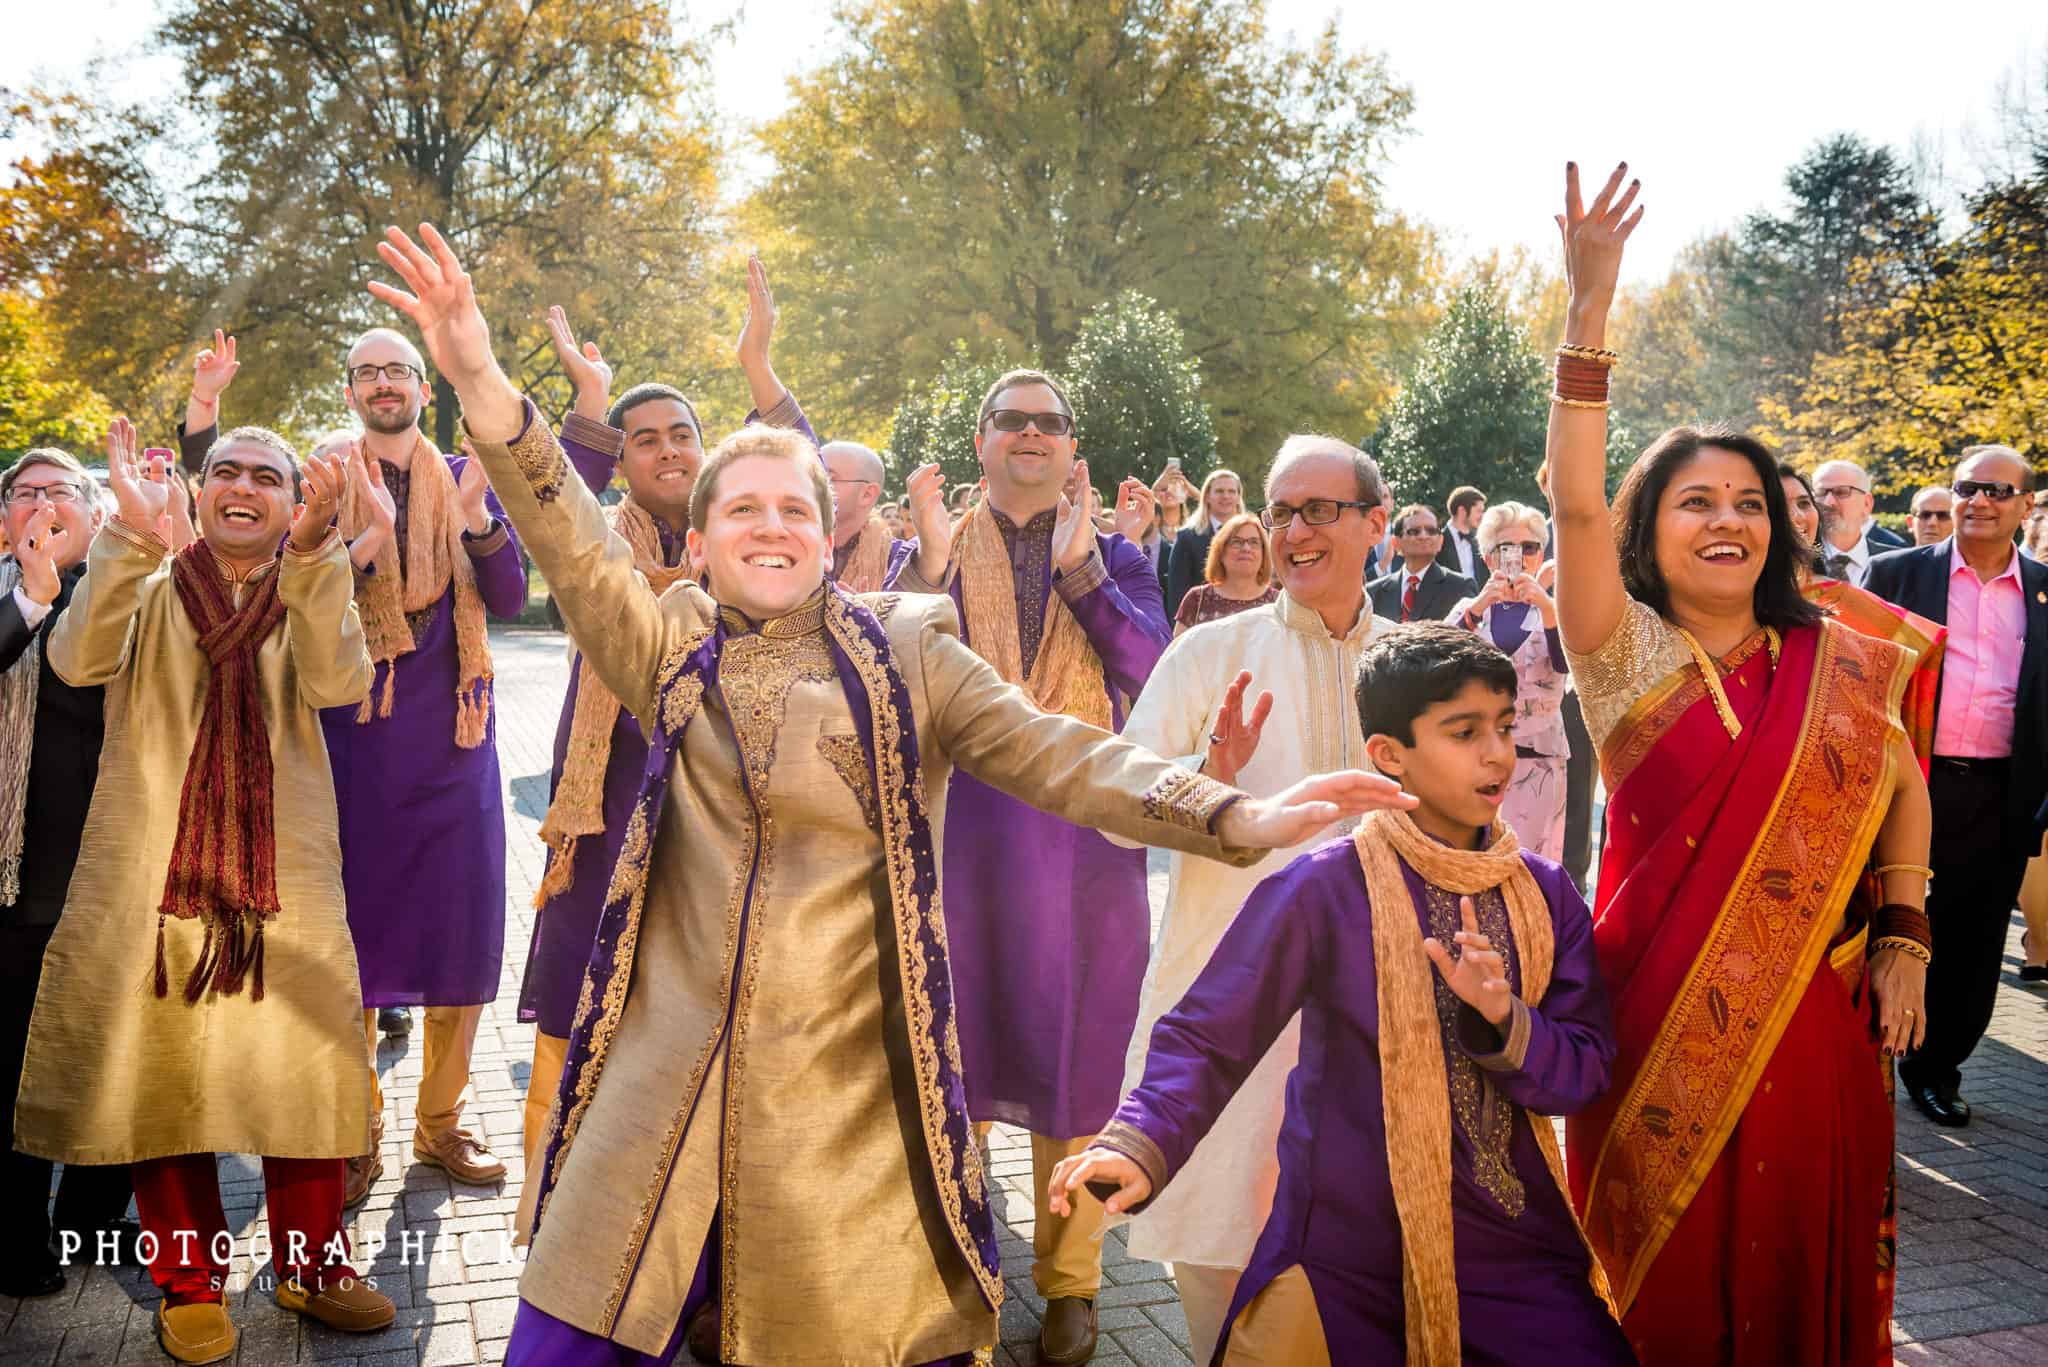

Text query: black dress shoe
(378, 1007), (412, 1038)
(0, 1262), (68, 1298)
(1906, 1079), (1972, 1128)
(1039, 1295), (1099, 1365)
(2021, 964), (2048, 982)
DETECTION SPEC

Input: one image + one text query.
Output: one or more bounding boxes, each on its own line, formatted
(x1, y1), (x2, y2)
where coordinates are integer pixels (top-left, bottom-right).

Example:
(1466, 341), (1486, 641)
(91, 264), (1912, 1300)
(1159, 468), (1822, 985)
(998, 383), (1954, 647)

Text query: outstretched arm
(1549, 162), (1643, 657)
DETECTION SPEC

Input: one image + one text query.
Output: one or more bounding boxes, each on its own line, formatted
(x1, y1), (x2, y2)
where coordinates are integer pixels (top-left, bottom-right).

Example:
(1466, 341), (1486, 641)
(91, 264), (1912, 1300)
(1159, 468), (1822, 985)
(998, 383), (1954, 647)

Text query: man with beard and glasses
(892, 370), (1166, 1364)
(14, 421), (395, 1363)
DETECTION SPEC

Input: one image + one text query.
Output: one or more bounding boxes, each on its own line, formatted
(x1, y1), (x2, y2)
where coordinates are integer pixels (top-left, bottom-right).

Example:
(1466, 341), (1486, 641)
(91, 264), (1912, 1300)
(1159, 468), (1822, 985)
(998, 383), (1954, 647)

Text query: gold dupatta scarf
(341, 436), (493, 747)
(1353, 808), (1615, 1365)
(534, 496), (694, 908)
(835, 513), (893, 593)
(954, 501), (1110, 729)
(0, 556), (41, 905)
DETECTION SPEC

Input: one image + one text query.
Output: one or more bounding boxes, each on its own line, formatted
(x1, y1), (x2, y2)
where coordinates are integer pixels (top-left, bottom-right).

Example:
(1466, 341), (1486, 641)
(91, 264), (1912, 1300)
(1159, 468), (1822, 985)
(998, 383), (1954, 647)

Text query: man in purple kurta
(892, 367), (1167, 1364)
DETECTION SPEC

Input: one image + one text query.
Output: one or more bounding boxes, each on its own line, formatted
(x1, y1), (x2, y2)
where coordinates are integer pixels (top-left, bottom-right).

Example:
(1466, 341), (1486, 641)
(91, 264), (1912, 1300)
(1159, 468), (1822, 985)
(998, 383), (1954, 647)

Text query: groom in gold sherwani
(367, 222), (1411, 1367)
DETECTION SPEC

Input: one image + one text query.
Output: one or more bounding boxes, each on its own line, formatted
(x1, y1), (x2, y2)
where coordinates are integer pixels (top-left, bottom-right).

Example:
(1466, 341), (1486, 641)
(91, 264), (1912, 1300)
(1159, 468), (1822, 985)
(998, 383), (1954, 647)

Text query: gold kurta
(475, 411), (1255, 1363)
(13, 523), (375, 1164)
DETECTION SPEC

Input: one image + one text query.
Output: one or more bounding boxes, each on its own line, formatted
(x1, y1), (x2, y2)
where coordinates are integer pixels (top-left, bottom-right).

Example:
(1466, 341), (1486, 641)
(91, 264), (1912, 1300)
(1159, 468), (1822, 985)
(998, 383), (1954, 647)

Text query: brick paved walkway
(6, 623), (2048, 1364)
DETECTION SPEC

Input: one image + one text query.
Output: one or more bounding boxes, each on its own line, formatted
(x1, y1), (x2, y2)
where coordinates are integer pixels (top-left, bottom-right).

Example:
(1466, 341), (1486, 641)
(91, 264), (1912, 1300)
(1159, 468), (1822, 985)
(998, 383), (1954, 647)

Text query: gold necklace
(1674, 626), (1782, 739)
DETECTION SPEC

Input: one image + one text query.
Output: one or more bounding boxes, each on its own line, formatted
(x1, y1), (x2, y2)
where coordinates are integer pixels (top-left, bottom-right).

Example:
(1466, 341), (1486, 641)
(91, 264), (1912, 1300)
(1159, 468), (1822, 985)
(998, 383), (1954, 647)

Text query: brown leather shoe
(683, 1302), (720, 1363)
(275, 1273), (397, 1332)
(155, 1300), (237, 1364)
(1038, 1296), (1097, 1364)
(412, 1127), (507, 1185)
(343, 1151), (385, 1208)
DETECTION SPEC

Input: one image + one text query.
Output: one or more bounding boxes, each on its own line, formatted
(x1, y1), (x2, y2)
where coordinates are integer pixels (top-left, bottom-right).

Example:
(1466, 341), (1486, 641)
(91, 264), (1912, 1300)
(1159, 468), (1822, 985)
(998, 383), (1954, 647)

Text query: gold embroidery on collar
(1423, 883), (1525, 1218)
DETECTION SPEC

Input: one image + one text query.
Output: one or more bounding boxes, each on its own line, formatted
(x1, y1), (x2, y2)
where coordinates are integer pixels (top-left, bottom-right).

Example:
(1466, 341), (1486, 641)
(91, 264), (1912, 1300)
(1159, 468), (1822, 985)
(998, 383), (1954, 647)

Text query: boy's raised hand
(1423, 895), (1513, 1026)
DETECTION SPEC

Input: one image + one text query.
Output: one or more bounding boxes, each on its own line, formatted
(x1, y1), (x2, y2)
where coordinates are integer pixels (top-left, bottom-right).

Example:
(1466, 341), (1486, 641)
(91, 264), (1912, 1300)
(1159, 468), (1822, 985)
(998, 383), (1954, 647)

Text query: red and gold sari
(1808, 576), (1945, 774)
(1565, 617), (1914, 1366)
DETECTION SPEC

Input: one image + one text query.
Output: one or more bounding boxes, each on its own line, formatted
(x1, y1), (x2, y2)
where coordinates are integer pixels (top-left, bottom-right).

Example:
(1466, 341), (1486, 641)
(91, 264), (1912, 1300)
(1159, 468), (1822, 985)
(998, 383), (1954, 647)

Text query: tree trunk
(434, 372), (459, 452)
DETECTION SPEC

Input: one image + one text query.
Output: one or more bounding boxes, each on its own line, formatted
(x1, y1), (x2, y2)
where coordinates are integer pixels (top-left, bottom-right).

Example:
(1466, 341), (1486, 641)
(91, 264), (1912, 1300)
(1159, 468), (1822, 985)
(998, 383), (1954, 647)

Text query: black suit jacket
(1165, 523), (1217, 620)
(0, 564), (105, 926)
(1864, 541), (2048, 853)
(1369, 562), (1477, 624)
(1436, 526), (1491, 589)
(1864, 523), (1909, 552)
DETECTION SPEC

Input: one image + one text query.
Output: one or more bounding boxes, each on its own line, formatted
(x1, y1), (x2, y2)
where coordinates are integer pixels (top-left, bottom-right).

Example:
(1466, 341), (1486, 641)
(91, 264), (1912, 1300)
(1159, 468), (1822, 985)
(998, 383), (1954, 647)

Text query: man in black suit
(1435, 484), (1491, 590)
(1865, 444), (2048, 1128)
(1814, 459), (1908, 588)
(0, 449), (137, 1296)
(1369, 504), (1476, 622)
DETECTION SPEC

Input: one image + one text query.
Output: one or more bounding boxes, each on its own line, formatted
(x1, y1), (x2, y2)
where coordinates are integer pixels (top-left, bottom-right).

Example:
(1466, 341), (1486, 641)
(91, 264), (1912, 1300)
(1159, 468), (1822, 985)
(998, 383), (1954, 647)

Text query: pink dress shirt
(1933, 541), (2026, 758)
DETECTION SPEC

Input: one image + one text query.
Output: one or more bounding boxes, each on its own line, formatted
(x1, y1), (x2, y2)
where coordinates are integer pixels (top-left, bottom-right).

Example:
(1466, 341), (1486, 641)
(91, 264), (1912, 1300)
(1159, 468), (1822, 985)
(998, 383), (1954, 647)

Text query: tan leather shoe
(155, 1300), (236, 1365)
(412, 1127), (507, 1185)
(1038, 1296), (1098, 1365)
(342, 1151), (385, 1208)
(275, 1273), (397, 1332)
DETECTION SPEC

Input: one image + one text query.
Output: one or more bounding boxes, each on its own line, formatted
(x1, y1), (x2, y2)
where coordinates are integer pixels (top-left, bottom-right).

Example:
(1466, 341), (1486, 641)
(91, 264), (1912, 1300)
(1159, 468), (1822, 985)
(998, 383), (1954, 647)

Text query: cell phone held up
(1496, 543), (1523, 578)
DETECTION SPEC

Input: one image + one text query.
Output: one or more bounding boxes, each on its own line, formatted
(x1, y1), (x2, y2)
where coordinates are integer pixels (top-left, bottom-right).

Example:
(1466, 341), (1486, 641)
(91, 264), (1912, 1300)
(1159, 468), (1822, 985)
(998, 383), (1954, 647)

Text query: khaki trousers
(1220, 1264), (1329, 1366)
(974, 1126), (1105, 1299)
(521, 1031), (570, 1172)
(1172, 1262), (1244, 1367)
(362, 1004), (485, 1141)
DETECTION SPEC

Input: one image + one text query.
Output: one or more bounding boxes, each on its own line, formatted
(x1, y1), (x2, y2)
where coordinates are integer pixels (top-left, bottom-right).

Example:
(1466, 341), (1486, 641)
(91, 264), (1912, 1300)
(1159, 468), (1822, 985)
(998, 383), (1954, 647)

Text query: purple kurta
(1106, 840), (1633, 1366)
(324, 452), (527, 1007)
(894, 521), (1169, 1137)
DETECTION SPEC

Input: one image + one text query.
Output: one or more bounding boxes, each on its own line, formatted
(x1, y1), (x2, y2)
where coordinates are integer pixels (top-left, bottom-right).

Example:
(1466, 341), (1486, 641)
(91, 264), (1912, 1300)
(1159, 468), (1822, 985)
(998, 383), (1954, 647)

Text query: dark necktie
(1826, 553), (1852, 580)
(1403, 574), (1419, 622)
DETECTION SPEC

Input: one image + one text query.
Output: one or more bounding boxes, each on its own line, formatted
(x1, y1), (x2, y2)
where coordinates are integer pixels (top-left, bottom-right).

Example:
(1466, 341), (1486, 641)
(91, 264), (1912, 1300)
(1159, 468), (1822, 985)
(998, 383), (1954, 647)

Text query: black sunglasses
(985, 409), (1074, 437)
(1953, 480), (2023, 503)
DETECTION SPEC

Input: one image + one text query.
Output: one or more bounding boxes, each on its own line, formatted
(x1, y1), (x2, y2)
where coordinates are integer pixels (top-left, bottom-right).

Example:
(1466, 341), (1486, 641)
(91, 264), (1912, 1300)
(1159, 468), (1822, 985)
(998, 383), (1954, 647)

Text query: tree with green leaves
(1063, 292), (1217, 489)
(885, 342), (1018, 488)
(750, 0), (1435, 461)
(0, 291), (114, 459)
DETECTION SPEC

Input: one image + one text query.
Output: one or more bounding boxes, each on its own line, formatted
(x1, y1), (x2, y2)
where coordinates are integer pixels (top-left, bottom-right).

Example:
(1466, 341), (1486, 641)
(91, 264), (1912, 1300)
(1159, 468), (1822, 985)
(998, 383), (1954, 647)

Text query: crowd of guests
(0, 162), (2034, 1367)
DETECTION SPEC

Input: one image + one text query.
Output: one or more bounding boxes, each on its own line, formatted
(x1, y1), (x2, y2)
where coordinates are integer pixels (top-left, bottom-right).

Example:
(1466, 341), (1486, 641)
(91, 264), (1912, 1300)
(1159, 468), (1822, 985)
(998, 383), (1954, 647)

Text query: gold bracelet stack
(1871, 936), (1933, 967)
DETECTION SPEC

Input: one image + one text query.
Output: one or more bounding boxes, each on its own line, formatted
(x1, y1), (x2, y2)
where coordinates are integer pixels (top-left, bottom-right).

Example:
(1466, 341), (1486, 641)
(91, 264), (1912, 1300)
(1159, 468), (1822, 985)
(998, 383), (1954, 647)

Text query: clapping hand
(546, 305), (613, 419)
(105, 417), (170, 530)
(1052, 458), (1098, 574)
(1113, 477), (1156, 544)
(1203, 670), (1272, 786)
(456, 445), (494, 536)
(1214, 770), (1417, 851)
(1046, 1147), (1152, 1218)
(1423, 895), (1513, 1026)
(290, 449), (349, 551)
(905, 462), (954, 581)
(13, 506), (62, 605)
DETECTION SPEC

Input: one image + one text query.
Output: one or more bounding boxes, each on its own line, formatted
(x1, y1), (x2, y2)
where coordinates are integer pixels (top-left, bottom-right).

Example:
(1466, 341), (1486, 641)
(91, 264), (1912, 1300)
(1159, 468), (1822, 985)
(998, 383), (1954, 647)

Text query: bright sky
(7, 1), (2045, 284)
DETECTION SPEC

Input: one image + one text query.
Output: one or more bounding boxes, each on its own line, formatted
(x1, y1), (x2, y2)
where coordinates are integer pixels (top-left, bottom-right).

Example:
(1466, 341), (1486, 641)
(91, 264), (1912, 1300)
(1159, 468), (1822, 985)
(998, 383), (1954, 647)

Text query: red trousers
(131, 1154), (355, 1305)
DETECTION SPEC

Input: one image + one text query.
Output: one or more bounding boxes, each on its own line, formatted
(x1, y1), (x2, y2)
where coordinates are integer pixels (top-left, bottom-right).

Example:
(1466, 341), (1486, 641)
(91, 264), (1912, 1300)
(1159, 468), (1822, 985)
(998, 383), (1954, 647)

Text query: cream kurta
(472, 411), (1257, 1364)
(1115, 591), (1395, 1268)
(14, 523), (374, 1164)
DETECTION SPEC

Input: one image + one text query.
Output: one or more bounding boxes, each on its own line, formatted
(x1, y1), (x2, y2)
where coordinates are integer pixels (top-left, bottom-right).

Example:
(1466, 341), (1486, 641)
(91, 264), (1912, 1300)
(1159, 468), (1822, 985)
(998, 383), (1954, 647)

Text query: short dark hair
(1354, 623), (1518, 746)
(1392, 502), (1439, 536)
(977, 368), (1074, 430)
(608, 383), (704, 446)
(1446, 486), (1486, 518)
(1612, 426), (1821, 632)
(205, 426), (302, 500)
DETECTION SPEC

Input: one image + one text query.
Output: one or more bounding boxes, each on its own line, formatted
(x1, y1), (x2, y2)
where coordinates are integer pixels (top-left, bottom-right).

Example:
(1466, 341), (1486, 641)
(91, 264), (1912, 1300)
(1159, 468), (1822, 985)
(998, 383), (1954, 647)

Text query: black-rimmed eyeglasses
(1261, 499), (1371, 530)
(348, 362), (422, 385)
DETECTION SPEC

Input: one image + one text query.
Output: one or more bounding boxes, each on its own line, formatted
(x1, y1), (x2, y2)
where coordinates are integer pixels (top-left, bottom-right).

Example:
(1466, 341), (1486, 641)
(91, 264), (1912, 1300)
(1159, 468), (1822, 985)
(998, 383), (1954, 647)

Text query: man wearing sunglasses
(1909, 485), (1955, 548)
(1366, 505), (1475, 624)
(1867, 445), (2048, 1130)
(894, 368), (1168, 1364)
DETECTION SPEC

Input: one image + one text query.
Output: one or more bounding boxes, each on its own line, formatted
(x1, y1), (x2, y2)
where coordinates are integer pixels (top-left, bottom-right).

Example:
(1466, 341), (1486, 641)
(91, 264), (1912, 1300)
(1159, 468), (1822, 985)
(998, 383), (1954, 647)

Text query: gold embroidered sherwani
(13, 523), (374, 1164)
(471, 411), (1257, 1364)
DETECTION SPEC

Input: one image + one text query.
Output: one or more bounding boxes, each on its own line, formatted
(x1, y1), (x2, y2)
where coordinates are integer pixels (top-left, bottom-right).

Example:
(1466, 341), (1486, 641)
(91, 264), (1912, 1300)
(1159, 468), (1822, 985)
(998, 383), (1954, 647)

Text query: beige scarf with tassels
(954, 502), (1111, 729)
(0, 556), (41, 906)
(533, 496), (693, 908)
(342, 436), (493, 748)
(1352, 808), (1615, 1364)
(834, 513), (893, 593)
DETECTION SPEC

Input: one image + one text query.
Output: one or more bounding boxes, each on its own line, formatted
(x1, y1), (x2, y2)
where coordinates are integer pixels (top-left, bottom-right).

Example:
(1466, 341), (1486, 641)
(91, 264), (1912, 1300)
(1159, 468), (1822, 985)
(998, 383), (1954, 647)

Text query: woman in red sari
(1548, 164), (1933, 1366)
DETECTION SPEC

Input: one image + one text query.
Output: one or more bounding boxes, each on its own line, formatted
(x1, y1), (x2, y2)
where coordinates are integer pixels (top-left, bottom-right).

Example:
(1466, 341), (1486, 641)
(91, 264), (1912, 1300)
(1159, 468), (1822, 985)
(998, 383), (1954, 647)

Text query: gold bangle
(1556, 344), (1620, 367)
(1550, 394), (1610, 410)
(1871, 936), (1932, 966)
(1873, 863), (1933, 881)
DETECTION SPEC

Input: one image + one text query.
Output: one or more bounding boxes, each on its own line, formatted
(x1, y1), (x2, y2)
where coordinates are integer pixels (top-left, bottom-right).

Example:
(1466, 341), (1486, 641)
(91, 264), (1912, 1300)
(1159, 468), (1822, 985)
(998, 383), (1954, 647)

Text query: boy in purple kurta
(1054, 625), (1634, 1365)
(892, 367), (1169, 1365)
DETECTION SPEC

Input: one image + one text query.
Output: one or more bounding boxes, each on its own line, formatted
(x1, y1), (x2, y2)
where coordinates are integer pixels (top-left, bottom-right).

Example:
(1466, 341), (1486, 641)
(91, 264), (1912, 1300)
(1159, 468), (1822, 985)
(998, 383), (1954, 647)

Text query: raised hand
(1113, 476), (1156, 544)
(105, 417), (169, 530)
(906, 461), (954, 581)
(1052, 458), (1097, 574)
(456, 446), (494, 535)
(1046, 1147), (1152, 1218)
(1215, 770), (1418, 851)
(1556, 162), (1643, 317)
(291, 449), (350, 551)
(1423, 895), (1514, 1026)
(546, 305), (613, 419)
(191, 328), (240, 405)
(13, 506), (62, 605)
(736, 253), (776, 375)
(368, 224), (523, 438)
(1204, 669), (1273, 786)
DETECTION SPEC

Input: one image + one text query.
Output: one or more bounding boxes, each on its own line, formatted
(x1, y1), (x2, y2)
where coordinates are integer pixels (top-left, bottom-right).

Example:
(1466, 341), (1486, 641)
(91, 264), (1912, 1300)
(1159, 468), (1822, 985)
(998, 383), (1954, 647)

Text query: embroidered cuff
(753, 388), (803, 430)
(1142, 768), (1239, 835)
(1095, 1119), (1169, 1210)
(461, 520), (510, 557)
(561, 410), (625, 459)
(1461, 996), (1531, 1073)
(464, 398), (562, 504)
(103, 517), (170, 560)
(1053, 548), (1108, 600)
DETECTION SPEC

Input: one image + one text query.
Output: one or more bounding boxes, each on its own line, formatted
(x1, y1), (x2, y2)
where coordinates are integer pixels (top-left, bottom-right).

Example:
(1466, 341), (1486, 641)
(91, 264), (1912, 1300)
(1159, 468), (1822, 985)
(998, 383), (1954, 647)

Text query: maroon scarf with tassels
(155, 539), (290, 1002)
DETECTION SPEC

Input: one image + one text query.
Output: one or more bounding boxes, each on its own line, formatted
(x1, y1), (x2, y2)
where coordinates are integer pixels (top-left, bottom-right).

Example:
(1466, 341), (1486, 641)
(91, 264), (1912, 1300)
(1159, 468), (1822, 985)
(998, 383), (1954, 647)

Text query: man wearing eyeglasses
(0, 449), (138, 1300)
(893, 367), (1166, 1365)
(1366, 505), (1476, 624)
(821, 440), (910, 592)
(1867, 445), (2048, 1130)
(1813, 459), (1907, 588)
(1909, 485), (1955, 548)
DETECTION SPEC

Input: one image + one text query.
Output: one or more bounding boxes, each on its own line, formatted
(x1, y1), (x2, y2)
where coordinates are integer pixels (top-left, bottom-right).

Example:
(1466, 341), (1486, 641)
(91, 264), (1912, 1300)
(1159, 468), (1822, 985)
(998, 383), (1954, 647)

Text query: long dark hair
(1776, 461), (1828, 578)
(1610, 426), (1821, 630)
